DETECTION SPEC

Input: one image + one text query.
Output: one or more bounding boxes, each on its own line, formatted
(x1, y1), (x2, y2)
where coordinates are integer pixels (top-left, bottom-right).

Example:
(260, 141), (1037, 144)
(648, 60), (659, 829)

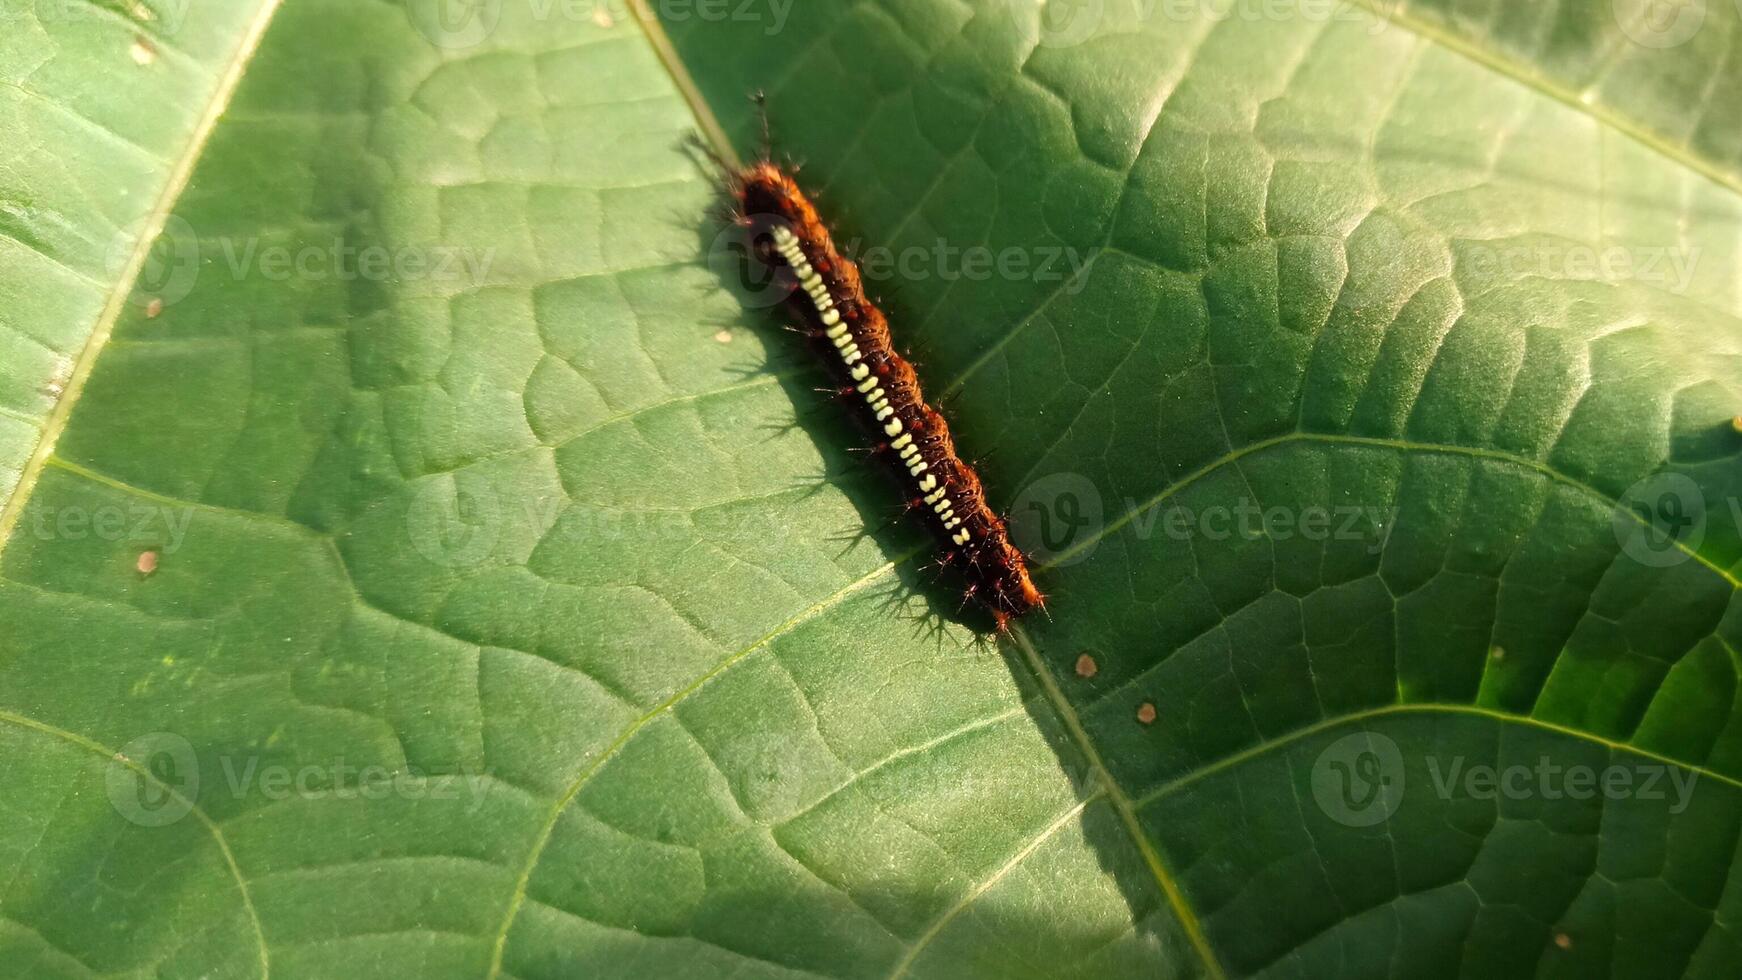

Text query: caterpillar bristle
(719, 116), (1044, 632)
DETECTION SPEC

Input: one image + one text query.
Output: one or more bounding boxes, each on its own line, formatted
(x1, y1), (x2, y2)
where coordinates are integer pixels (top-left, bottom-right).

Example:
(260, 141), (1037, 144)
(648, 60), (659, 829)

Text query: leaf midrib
(627, 5), (1742, 975)
(1345, 0), (1742, 197)
(0, 0), (289, 567)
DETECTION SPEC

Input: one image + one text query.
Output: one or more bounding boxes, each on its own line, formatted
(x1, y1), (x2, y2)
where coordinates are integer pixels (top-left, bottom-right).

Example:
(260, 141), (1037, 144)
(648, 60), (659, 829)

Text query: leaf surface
(3, 1), (1742, 978)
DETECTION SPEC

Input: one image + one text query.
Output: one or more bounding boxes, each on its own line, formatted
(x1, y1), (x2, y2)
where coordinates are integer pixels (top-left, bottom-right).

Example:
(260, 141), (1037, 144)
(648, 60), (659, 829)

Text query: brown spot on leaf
(146, 297), (165, 319)
(136, 550), (158, 575)
(1553, 933), (1572, 951)
(1136, 702), (1156, 725)
(713, 329), (733, 344)
(1074, 653), (1097, 678)
(130, 37), (156, 66)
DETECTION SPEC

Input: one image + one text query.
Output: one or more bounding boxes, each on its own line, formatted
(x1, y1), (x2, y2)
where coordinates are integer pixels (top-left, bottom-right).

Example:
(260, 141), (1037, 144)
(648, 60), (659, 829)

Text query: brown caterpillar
(724, 160), (1045, 630)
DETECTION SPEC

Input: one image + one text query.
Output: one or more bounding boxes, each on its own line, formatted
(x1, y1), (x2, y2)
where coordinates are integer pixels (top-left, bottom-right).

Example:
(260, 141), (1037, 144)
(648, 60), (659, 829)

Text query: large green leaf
(3, 1), (1742, 977)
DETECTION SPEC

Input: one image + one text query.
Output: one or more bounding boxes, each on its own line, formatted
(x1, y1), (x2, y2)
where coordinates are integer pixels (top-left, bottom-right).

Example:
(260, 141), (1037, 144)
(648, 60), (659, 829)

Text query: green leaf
(3, 1), (1742, 978)
(0, 0), (280, 507)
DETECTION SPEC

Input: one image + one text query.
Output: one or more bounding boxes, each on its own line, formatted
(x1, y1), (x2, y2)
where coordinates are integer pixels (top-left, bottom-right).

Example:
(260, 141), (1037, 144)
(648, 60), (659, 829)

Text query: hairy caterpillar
(723, 158), (1045, 630)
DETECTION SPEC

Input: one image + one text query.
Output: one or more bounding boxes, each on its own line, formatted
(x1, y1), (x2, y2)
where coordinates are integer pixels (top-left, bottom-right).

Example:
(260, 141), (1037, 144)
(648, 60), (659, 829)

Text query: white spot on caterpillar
(883, 418), (901, 436)
(850, 363), (871, 380)
(924, 488), (946, 505)
(821, 308), (841, 326)
(918, 474), (937, 492)
(856, 376), (878, 393)
(952, 529), (971, 545)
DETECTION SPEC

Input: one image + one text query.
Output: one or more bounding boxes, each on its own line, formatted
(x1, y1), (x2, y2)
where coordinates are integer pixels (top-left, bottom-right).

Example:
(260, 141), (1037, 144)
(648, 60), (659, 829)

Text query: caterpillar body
(726, 161), (1045, 630)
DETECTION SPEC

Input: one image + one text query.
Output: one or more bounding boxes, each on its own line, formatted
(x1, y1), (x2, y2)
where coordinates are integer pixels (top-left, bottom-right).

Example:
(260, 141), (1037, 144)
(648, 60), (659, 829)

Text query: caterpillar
(723, 158), (1045, 630)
